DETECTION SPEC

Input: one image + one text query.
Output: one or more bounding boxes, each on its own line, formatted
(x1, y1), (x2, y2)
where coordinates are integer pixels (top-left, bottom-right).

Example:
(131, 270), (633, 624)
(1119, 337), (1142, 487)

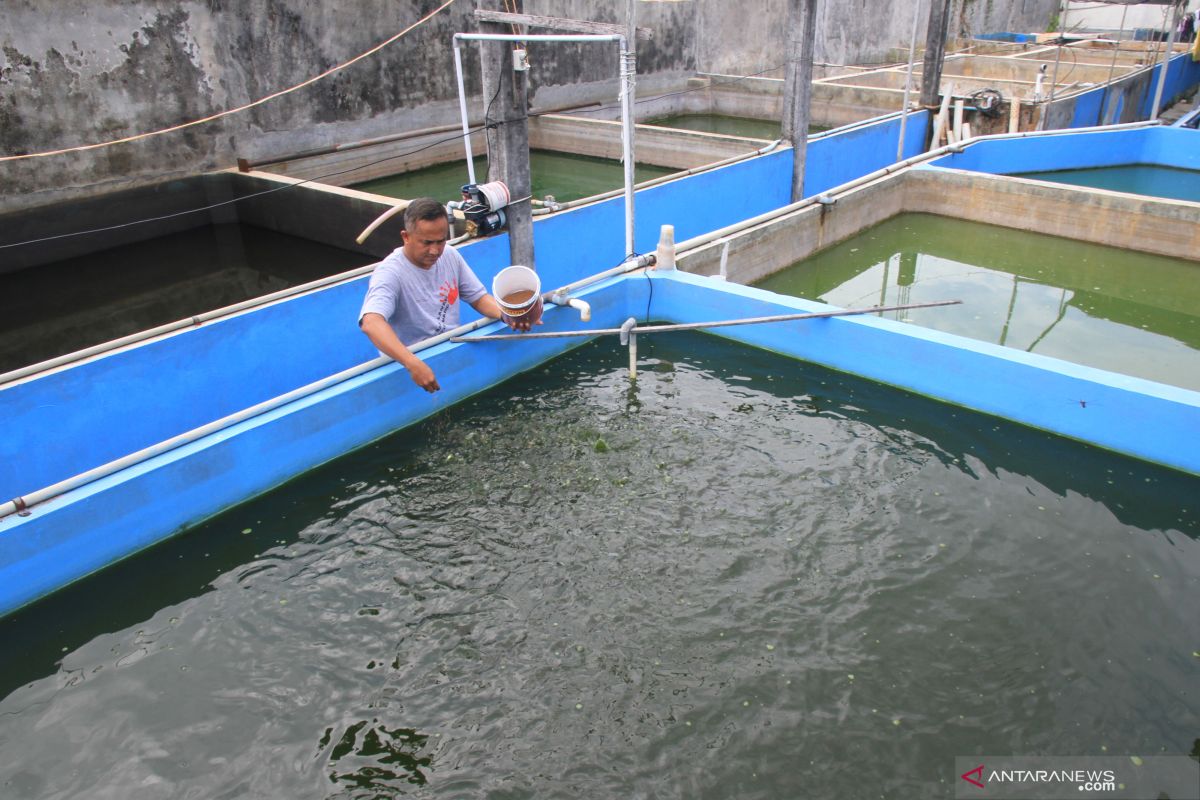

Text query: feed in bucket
(493, 265), (543, 326)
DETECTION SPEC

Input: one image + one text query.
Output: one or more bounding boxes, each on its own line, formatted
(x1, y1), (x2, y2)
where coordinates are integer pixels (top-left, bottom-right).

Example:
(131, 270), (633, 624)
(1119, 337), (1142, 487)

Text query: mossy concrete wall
(0, 0), (1056, 216)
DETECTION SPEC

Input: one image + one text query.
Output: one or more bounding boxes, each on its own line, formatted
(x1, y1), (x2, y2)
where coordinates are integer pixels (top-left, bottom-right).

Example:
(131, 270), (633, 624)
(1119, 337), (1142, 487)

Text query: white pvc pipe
(452, 32), (635, 257)
(1, 252), (658, 519)
(672, 119), (1162, 255)
(620, 44), (637, 256)
(0, 263), (380, 387)
(0, 315), (495, 520)
(452, 40), (477, 185)
(356, 201), (409, 244)
(455, 33), (621, 43)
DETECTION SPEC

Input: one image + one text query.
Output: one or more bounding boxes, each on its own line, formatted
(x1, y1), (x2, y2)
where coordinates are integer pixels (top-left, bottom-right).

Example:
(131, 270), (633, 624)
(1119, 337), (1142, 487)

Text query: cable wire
(0, 0), (459, 163)
(0, 122), (491, 250)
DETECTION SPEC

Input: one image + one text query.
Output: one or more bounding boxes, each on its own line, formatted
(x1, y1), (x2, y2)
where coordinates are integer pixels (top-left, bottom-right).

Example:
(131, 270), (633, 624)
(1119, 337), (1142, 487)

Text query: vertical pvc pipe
(619, 36), (636, 258)
(452, 38), (477, 186)
(897, 0), (922, 161)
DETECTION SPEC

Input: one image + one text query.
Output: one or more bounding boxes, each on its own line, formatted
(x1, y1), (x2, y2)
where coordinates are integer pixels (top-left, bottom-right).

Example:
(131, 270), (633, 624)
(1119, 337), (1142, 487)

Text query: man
(359, 197), (531, 394)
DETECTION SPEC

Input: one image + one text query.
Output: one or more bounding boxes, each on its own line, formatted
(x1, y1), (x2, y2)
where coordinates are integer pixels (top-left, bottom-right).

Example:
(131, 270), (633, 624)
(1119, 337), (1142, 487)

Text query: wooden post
(478, 1), (535, 269)
(781, 0), (819, 203)
(919, 0), (953, 109)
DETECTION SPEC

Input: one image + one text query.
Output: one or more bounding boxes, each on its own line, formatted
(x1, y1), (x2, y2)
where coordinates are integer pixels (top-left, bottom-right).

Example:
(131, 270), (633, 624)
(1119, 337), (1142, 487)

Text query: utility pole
(919, 0), (953, 109)
(478, 0), (535, 269)
(781, 0), (819, 203)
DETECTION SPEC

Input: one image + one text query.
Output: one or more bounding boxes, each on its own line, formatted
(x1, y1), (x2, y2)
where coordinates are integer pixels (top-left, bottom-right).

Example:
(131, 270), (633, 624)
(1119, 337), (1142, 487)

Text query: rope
(0, 0), (458, 163)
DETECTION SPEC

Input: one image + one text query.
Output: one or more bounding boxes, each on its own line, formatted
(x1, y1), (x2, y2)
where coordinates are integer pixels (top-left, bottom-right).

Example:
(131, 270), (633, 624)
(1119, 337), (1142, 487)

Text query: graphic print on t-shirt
(436, 279), (459, 332)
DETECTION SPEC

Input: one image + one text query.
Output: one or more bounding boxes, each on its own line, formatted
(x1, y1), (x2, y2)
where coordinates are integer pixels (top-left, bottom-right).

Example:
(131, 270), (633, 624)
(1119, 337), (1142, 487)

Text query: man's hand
(408, 359), (440, 393)
(502, 310), (543, 332)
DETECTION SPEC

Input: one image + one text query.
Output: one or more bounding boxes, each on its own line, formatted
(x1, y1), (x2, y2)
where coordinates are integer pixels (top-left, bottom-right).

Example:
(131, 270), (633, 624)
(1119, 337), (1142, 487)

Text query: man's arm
(359, 312), (440, 393)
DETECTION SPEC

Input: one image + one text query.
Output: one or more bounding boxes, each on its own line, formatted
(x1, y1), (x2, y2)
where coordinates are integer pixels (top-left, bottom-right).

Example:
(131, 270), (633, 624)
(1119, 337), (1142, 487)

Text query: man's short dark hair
(404, 197), (447, 230)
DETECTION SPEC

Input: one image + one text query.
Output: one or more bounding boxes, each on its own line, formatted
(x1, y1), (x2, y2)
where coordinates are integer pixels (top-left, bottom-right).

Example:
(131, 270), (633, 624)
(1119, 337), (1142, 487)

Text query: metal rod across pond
(451, 299), (962, 342)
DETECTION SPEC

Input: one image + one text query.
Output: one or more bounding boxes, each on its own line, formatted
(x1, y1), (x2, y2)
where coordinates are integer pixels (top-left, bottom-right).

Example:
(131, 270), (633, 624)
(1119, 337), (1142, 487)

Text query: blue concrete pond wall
(4, 265), (1197, 617)
(0, 110), (929, 504)
(923, 125), (1200, 175)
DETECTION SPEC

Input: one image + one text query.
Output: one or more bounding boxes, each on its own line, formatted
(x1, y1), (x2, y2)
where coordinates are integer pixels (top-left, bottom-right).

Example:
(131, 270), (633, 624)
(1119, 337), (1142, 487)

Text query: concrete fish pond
(351, 150), (676, 205)
(2, 265), (1199, 619)
(754, 212), (1200, 392)
(1, 330), (1196, 799)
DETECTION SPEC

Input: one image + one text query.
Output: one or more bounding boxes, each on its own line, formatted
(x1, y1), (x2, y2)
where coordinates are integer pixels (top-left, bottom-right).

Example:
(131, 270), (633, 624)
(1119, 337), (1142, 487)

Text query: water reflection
(754, 212), (1200, 390)
(319, 719), (432, 792)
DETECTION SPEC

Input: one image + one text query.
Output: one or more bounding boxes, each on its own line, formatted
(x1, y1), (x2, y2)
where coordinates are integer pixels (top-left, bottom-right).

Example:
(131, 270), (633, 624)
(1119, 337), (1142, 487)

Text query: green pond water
(754, 213), (1200, 392)
(351, 151), (676, 205)
(0, 224), (371, 374)
(645, 114), (830, 138)
(2, 333), (1197, 799)
(1013, 164), (1200, 203)
(646, 113), (786, 140)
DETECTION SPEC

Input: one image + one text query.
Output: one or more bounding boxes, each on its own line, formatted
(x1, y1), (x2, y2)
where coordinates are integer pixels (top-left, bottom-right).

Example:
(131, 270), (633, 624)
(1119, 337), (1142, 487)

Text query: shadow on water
(319, 719), (432, 793)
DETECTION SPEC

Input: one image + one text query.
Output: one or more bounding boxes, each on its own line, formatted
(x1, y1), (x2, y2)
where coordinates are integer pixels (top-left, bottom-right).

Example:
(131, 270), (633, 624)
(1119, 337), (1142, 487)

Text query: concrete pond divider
(3, 111), (1198, 617)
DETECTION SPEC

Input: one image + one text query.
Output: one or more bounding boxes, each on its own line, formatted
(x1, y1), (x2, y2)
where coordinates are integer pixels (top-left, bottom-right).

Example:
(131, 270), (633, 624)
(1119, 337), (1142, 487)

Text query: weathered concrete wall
(676, 165), (1200, 286)
(1, 0), (1053, 217)
(694, 0), (1060, 75)
(0, 0), (694, 215)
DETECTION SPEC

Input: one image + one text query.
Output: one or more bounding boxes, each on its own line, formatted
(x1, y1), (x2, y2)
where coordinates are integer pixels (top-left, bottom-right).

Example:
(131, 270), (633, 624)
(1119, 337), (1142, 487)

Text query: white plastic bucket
(492, 265), (543, 323)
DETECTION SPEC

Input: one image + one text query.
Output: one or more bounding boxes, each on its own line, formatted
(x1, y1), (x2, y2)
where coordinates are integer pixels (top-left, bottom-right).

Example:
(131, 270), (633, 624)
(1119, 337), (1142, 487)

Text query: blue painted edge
(644, 271), (1200, 478)
(920, 126), (1200, 175)
(3, 269), (1198, 618)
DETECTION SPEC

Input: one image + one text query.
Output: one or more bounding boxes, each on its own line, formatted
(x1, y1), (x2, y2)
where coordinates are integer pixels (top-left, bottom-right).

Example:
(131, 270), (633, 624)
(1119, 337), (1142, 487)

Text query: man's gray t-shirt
(358, 246), (487, 345)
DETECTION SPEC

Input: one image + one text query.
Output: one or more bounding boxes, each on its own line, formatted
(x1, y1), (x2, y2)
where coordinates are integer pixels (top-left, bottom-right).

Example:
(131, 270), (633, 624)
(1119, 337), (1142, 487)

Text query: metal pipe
(1149, 0), (1183, 121)
(452, 39), (477, 185)
(452, 300), (962, 341)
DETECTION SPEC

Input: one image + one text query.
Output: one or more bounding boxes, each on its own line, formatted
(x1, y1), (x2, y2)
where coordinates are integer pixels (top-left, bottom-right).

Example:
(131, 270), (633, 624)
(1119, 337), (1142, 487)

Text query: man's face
(401, 216), (449, 269)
